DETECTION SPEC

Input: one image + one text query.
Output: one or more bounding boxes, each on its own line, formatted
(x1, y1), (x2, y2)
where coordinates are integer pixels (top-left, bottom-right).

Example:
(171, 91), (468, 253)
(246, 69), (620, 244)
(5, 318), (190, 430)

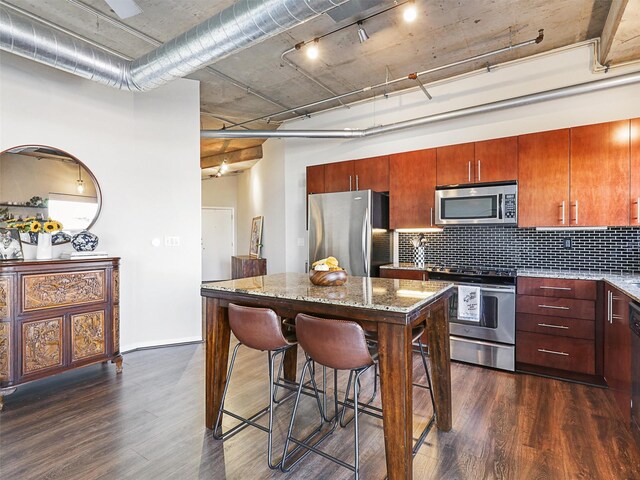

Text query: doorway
(202, 207), (234, 282)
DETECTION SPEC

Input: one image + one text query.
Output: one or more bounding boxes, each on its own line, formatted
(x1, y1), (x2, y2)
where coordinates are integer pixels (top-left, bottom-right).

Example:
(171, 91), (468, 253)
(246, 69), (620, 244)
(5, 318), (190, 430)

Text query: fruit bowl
(309, 269), (348, 286)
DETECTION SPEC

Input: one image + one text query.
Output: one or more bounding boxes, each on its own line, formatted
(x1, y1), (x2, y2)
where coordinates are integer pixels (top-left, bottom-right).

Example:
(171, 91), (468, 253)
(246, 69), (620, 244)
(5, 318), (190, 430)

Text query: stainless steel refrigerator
(308, 190), (393, 277)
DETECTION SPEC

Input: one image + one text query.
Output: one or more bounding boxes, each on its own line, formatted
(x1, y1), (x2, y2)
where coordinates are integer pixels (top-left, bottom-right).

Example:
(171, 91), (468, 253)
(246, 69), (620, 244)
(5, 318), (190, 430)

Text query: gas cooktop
(421, 265), (517, 285)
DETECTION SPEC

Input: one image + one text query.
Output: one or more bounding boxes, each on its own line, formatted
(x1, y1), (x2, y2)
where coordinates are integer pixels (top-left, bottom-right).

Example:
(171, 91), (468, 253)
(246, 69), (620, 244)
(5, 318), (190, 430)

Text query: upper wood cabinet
(631, 118), (640, 226)
(324, 160), (355, 193)
(306, 164), (325, 195)
(389, 149), (436, 229)
(474, 137), (518, 183)
(570, 120), (630, 227)
(518, 129), (570, 227)
(436, 143), (474, 185)
(323, 156), (389, 193)
(354, 155), (389, 192)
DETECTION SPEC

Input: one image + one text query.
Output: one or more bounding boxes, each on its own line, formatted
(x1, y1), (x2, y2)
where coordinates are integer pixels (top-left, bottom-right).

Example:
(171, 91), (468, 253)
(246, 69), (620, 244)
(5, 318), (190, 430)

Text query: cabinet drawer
(379, 269), (426, 281)
(516, 331), (595, 375)
(516, 295), (594, 320)
(516, 313), (594, 340)
(22, 270), (106, 312)
(517, 277), (596, 300)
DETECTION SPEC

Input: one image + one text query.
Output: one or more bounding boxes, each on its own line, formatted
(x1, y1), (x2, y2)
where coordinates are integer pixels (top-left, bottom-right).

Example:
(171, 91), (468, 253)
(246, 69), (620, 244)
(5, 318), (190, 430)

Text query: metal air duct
(201, 68), (640, 139)
(0, 0), (346, 91)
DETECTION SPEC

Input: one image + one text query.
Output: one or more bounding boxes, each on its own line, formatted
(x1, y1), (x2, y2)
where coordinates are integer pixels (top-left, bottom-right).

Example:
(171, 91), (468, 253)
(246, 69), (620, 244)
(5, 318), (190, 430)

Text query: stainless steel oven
(428, 268), (516, 371)
(435, 181), (517, 225)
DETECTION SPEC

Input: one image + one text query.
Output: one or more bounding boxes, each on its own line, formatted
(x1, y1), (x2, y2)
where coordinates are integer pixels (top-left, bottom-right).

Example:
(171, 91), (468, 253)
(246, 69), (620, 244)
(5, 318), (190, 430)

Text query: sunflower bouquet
(5, 217), (63, 234)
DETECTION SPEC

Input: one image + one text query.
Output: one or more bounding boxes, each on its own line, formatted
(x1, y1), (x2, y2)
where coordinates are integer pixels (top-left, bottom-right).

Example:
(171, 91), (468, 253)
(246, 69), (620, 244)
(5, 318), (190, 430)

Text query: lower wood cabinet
(232, 255), (267, 279)
(516, 276), (600, 383)
(0, 258), (121, 410)
(604, 284), (632, 422)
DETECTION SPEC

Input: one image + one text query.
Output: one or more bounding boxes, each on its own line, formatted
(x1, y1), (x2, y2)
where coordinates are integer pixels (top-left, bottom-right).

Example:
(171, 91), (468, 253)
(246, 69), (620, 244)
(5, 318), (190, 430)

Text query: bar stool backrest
(295, 314), (375, 370)
(228, 303), (291, 351)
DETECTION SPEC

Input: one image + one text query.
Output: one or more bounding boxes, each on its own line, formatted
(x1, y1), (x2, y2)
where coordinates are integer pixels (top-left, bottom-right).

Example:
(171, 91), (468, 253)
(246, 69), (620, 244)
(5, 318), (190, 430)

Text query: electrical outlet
(297, 237), (305, 247)
(164, 236), (181, 247)
(563, 238), (572, 249)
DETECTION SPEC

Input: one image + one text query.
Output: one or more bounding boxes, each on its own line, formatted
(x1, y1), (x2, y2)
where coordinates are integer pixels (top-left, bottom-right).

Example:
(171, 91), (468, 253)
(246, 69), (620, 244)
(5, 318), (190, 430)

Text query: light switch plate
(165, 236), (181, 247)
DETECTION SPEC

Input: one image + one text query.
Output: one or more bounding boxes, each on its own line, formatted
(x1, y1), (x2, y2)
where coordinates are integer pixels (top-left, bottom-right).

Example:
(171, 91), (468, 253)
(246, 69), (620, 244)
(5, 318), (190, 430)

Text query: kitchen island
(201, 273), (453, 480)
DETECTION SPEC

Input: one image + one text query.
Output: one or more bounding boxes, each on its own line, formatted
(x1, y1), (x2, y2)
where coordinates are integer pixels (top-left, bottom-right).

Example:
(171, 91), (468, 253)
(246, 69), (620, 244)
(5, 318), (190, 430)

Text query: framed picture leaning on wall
(0, 228), (24, 260)
(249, 216), (263, 258)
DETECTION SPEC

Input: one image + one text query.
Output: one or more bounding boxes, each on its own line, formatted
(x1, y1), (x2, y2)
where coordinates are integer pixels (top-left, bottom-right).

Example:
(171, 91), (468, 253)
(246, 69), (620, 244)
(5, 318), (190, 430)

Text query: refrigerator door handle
(362, 208), (370, 276)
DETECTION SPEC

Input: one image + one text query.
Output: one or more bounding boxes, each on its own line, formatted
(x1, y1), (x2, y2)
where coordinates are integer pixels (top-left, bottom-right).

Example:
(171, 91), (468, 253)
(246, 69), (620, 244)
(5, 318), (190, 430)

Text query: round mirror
(0, 145), (101, 245)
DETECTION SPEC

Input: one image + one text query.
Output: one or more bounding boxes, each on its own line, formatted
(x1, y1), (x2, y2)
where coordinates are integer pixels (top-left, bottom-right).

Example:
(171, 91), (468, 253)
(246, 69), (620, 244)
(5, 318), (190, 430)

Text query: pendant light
(76, 164), (85, 194)
(357, 22), (370, 43)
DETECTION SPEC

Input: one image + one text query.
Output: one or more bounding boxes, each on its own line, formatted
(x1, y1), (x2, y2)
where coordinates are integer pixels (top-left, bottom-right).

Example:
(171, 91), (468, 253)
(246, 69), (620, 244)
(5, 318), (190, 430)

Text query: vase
(71, 230), (99, 251)
(414, 246), (426, 268)
(36, 233), (53, 260)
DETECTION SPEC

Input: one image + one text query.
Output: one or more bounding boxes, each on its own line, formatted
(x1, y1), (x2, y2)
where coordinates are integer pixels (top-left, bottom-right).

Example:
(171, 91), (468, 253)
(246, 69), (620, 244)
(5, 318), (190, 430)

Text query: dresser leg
(112, 355), (123, 373)
(0, 387), (17, 411)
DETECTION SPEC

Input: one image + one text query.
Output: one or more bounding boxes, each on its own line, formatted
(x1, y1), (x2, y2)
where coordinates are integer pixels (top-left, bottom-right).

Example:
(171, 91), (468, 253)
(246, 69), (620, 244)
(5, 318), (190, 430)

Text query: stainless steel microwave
(435, 181), (517, 225)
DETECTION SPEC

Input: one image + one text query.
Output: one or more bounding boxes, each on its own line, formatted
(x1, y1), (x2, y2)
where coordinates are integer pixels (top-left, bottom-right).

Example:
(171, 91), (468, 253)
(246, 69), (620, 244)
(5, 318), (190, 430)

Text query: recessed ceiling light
(403, 1), (417, 22)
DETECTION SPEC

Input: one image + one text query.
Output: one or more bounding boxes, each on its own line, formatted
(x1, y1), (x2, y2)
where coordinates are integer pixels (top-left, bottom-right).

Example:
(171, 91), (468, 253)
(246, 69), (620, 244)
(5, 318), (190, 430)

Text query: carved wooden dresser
(0, 257), (121, 410)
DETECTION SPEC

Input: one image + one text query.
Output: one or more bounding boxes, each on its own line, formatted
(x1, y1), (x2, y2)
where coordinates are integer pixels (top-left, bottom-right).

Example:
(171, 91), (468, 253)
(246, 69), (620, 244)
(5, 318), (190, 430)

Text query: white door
(202, 208), (234, 281)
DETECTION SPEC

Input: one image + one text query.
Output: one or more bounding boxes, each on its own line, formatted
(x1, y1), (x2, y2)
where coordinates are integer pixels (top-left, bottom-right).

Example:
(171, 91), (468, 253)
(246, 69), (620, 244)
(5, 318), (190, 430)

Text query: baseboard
(121, 336), (203, 354)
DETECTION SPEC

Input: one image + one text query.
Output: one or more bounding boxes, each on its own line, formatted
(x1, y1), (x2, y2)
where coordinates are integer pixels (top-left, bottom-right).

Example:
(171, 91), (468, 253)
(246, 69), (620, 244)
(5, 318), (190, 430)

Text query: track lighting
(357, 22), (369, 43)
(306, 40), (319, 60)
(403, 1), (417, 22)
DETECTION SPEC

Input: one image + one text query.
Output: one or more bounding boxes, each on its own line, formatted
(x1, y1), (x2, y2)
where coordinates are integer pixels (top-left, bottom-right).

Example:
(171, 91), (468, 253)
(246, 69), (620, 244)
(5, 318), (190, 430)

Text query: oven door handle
(477, 287), (516, 294)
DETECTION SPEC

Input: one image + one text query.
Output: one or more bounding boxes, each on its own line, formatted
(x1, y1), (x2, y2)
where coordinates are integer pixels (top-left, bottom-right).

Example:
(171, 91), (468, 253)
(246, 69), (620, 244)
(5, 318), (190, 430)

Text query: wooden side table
(231, 256), (267, 279)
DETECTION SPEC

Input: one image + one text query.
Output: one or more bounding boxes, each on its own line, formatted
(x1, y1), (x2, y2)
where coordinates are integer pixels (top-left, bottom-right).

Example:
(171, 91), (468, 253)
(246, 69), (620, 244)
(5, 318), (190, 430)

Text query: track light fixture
(403, 1), (417, 22)
(357, 22), (369, 43)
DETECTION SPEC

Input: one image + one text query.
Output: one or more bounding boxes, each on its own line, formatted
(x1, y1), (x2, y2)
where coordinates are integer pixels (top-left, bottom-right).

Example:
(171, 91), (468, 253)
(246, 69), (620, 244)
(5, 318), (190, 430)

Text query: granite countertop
(201, 272), (453, 314)
(380, 264), (640, 303)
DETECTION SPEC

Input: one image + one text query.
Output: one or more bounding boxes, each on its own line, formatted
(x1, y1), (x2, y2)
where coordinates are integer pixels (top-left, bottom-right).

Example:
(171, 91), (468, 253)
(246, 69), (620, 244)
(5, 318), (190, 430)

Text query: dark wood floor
(1, 343), (639, 480)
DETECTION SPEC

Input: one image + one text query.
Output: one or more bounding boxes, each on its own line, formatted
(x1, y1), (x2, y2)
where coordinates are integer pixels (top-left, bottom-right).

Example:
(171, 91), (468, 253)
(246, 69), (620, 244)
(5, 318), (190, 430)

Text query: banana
(312, 256), (341, 270)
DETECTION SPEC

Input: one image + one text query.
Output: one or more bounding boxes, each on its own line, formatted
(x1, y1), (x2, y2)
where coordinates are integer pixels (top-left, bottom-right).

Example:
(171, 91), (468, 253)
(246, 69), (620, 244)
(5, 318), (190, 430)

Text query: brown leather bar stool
(213, 303), (297, 469)
(281, 314), (376, 479)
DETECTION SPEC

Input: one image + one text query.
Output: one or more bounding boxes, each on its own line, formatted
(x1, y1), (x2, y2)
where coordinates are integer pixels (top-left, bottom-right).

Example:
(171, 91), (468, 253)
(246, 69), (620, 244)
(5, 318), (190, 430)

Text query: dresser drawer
(516, 313), (594, 340)
(517, 277), (596, 300)
(21, 270), (107, 313)
(516, 331), (595, 375)
(516, 295), (595, 320)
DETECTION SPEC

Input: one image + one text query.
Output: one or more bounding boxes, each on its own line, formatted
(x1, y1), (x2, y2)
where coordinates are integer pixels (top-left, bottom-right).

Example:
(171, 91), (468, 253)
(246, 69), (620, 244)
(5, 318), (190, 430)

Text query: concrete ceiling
(4, 0), (640, 177)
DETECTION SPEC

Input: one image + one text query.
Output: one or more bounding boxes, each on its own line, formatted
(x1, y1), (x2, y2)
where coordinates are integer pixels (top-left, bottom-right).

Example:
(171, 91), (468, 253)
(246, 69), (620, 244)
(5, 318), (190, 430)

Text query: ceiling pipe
(0, 0), (347, 91)
(228, 29), (545, 128)
(200, 68), (640, 139)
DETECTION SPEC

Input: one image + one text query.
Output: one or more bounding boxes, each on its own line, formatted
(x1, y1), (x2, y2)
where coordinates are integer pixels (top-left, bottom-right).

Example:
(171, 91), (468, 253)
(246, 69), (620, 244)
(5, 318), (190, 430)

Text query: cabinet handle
(468, 161), (471, 182)
(633, 198), (640, 223)
(356, 175), (359, 191)
(430, 207), (433, 226)
(349, 175), (352, 191)
(538, 348), (569, 356)
(612, 314), (623, 320)
(608, 290), (613, 324)
(572, 200), (579, 224)
(539, 286), (572, 291)
(537, 304), (570, 310)
(537, 323), (569, 330)
(477, 160), (481, 182)
(560, 201), (565, 225)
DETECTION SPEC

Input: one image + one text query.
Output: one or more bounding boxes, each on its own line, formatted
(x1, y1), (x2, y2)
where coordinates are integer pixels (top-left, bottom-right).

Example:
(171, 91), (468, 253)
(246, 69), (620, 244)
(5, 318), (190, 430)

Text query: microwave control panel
(504, 194), (517, 219)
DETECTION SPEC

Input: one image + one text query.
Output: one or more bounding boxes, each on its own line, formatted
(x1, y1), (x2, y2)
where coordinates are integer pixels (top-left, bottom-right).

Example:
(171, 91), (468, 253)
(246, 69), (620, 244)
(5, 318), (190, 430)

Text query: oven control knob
(464, 328), (471, 333)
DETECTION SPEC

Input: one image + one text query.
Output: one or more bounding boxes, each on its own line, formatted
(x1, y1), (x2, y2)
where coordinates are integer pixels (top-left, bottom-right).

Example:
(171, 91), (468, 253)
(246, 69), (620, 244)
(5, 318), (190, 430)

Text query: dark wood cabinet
(631, 118), (640, 226)
(324, 160), (354, 193)
(354, 155), (389, 192)
(379, 268), (427, 281)
(436, 142), (475, 185)
(232, 255), (267, 279)
(389, 149), (436, 229)
(0, 258), (121, 410)
(604, 284), (632, 422)
(516, 277), (598, 382)
(473, 136), (518, 183)
(517, 129), (570, 227)
(306, 164), (325, 195)
(570, 120), (630, 226)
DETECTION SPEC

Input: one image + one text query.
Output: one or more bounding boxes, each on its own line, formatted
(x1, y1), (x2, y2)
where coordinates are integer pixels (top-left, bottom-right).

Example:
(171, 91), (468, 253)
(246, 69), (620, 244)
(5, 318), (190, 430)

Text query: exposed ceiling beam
(200, 145), (263, 169)
(600, 0), (630, 64)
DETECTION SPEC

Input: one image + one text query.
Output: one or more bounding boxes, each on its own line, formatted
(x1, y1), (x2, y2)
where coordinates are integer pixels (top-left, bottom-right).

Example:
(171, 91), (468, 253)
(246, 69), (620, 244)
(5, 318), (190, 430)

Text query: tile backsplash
(398, 226), (640, 273)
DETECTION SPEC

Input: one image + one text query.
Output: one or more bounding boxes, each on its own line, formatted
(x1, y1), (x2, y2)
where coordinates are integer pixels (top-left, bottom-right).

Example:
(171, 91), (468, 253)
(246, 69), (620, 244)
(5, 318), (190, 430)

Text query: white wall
(257, 44), (640, 273)
(201, 175), (237, 210)
(0, 53), (202, 352)
(236, 139), (286, 273)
